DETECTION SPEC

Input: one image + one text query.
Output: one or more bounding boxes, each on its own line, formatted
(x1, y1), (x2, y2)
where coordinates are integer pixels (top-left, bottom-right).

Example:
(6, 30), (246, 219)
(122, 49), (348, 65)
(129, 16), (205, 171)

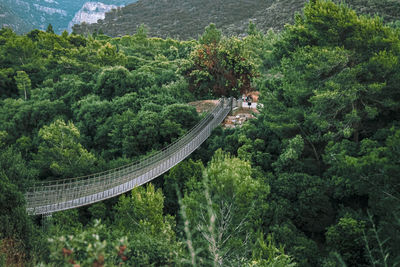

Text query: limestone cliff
(68, 2), (119, 32)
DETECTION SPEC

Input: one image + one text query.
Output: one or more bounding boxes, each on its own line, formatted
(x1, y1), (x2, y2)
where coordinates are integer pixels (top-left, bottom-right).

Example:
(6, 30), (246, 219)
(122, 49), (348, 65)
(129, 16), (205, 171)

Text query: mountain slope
(0, 3), (33, 34)
(72, 0), (400, 39)
(0, 0), (137, 34)
(72, 0), (285, 39)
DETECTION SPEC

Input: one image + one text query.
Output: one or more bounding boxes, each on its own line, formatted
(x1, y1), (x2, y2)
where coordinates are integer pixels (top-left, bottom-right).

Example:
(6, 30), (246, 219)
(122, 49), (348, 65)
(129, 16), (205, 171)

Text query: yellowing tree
(185, 24), (256, 98)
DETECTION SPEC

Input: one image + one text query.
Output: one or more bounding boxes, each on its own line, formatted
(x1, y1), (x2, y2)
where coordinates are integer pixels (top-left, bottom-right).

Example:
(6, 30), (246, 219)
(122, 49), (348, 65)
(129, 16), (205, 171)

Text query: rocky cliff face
(1, 0), (69, 32)
(68, 2), (118, 31)
(0, 0), (136, 34)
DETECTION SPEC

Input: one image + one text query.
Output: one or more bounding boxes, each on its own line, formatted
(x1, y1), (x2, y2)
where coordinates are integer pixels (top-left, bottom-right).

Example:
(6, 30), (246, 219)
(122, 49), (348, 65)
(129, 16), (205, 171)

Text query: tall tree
(14, 71), (31, 101)
(46, 24), (54, 34)
(34, 119), (96, 179)
(182, 149), (268, 265)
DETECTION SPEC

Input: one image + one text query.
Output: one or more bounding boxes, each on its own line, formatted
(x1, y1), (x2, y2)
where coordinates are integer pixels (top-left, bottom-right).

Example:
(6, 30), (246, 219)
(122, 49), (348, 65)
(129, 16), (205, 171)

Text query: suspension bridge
(25, 97), (237, 215)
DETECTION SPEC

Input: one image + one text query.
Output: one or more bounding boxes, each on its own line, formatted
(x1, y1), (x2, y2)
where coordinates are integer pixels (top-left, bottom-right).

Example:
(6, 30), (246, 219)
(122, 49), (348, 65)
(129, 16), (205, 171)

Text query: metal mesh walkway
(26, 97), (236, 215)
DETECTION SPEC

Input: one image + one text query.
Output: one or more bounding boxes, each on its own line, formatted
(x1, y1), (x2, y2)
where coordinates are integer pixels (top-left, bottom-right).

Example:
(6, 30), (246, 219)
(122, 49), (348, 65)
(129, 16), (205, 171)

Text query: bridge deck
(26, 98), (236, 215)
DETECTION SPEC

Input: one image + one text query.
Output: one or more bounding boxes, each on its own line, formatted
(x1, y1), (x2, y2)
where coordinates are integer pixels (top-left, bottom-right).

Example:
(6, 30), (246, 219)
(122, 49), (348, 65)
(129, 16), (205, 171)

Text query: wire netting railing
(26, 97), (236, 215)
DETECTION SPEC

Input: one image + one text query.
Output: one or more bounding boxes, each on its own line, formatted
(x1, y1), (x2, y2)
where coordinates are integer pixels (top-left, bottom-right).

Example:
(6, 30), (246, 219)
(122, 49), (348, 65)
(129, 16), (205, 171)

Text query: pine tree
(46, 24), (54, 34)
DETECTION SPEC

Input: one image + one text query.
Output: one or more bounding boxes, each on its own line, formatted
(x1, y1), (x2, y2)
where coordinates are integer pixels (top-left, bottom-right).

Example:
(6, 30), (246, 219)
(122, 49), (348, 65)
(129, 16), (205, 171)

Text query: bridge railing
(26, 97), (236, 215)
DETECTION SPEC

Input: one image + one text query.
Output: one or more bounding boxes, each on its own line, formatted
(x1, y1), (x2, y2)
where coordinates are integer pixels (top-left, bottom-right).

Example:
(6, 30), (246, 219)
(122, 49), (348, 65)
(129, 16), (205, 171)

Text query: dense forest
(1, 0), (400, 266)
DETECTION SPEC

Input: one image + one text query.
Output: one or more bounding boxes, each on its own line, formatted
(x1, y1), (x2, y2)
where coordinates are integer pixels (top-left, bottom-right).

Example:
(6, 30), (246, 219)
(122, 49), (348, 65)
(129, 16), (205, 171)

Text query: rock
(68, 2), (119, 32)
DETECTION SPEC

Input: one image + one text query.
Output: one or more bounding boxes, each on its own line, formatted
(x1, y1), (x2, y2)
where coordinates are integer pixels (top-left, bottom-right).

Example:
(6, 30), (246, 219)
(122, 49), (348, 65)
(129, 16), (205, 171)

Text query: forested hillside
(72, 0), (400, 39)
(0, 0), (137, 34)
(0, 3), (33, 34)
(1, 0), (400, 266)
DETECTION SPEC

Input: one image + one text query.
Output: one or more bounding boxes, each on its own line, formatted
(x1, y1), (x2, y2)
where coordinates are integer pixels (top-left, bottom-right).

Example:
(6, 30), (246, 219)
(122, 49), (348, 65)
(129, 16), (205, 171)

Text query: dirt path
(188, 99), (259, 128)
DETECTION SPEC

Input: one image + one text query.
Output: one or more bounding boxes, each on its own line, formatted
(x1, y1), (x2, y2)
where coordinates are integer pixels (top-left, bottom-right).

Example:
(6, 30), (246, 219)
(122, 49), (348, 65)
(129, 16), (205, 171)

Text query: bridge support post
(229, 97), (234, 116)
(41, 212), (53, 231)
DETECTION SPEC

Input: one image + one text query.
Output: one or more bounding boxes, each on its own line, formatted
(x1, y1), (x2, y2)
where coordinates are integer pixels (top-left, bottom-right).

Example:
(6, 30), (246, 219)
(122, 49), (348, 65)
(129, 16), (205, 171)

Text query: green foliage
(113, 184), (180, 265)
(182, 149), (269, 265)
(250, 233), (296, 267)
(0, 146), (37, 190)
(164, 159), (204, 216)
(0, 162), (41, 262)
(0, 98), (68, 143)
(34, 119), (96, 179)
(0, 67), (16, 99)
(243, 28), (279, 73)
(0, 175), (32, 242)
(43, 220), (128, 267)
(247, 21), (259, 36)
(47, 209), (83, 238)
(88, 202), (108, 222)
(232, 0), (400, 265)
(120, 110), (163, 157)
(184, 24), (256, 98)
(110, 103), (200, 158)
(326, 215), (366, 265)
(97, 42), (126, 66)
(114, 184), (165, 232)
(199, 23), (222, 45)
(46, 24), (54, 34)
(96, 66), (133, 99)
(3, 1), (400, 266)
(362, 211), (400, 267)
(14, 70), (31, 100)
(73, 94), (113, 149)
(161, 103), (199, 129)
(0, 136), (42, 262)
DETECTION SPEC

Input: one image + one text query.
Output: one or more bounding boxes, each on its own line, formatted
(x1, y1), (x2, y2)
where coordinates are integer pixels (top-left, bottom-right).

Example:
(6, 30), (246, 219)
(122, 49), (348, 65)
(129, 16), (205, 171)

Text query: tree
(163, 159), (204, 216)
(199, 23), (221, 45)
(237, 0), (400, 265)
(96, 66), (133, 99)
(46, 24), (54, 34)
(14, 71), (31, 100)
(161, 103), (199, 129)
(0, 68), (16, 98)
(250, 233), (296, 267)
(182, 149), (267, 265)
(120, 110), (162, 157)
(326, 215), (366, 266)
(113, 184), (180, 265)
(0, 34), (38, 69)
(247, 21), (259, 36)
(184, 24), (256, 98)
(135, 24), (148, 40)
(97, 42), (126, 66)
(0, 175), (36, 264)
(0, 98), (68, 142)
(114, 184), (164, 231)
(49, 74), (92, 107)
(34, 119), (96, 179)
(0, 145), (41, 263)
(73, 94), (113, 150)
(43, 220), (128, 266)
